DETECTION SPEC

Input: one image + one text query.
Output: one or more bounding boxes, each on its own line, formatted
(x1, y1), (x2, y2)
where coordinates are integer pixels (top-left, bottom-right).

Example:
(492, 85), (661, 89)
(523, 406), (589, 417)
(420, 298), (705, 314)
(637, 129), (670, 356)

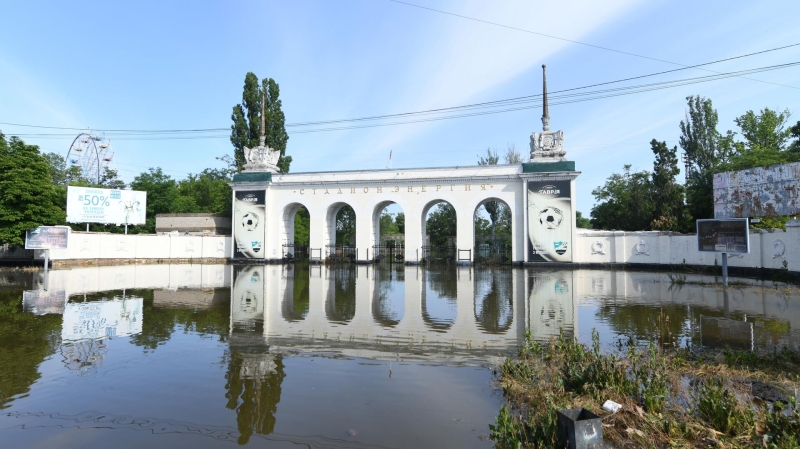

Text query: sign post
(25, 226), (70, 291)
(697, 219), (749, 286)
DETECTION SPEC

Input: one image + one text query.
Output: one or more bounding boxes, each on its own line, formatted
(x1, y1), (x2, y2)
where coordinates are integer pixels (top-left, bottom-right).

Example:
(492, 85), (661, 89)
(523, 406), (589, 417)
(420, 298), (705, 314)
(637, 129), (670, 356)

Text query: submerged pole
(721, 252), (728, 286)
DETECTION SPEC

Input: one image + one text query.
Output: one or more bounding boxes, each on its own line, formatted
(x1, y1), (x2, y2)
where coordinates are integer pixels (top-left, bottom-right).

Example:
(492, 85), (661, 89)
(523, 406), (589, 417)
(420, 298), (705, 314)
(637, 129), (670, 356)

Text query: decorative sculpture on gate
(530, 64), (567, 162)
(243, 93), (281, 173)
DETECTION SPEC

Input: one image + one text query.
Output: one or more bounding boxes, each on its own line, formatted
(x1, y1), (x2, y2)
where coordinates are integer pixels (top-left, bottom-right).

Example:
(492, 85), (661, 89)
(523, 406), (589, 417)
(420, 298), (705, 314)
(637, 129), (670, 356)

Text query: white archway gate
(231, 163), (579, 264)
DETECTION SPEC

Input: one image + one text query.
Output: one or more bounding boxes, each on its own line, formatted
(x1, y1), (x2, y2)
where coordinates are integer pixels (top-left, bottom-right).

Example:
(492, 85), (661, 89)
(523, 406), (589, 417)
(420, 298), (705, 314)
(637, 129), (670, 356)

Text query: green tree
(99, 167), (126, 189)
(380, 212), (399, 235)
(477, 148), (509, 243)
(679, 96), (733, 220)
(42, 152), (86, 186)
(176, 168), (232, 215)
(395, 212), (405, 235)
(789, 121), (800, 153)
(590, 165), (654, 231)
(129, 168), (178, 234)
(335, 205), (356, 245)
(503, 143), (523, 164)
(576, 211), (591, 229)
(230, 73), (291, 173)
(650, 139), (686, 231)
(293, 207), (309, 246)
(426, 203), (456, 246)
(722, 108), (800, 171)
(0, 133), (66, 246)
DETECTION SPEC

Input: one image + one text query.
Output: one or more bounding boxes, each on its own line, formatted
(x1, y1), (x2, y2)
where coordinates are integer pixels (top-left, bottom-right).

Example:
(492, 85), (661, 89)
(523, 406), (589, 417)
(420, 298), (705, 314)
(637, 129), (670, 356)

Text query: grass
(491, 330), (800, 448)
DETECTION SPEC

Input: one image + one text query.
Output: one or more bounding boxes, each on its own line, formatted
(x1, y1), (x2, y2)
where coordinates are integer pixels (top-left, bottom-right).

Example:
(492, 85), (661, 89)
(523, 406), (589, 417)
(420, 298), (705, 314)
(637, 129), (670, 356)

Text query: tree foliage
(721, 108), (800, 172)
(575, 211), (591, 229)
(426, 203), (456, 246)
(590, 165), (654, 231)
(129, 168), (178, 234)
(335, 205), (356, 245)
(0, 133), (66, 246)
(230, 73), (291, 173)
(650, 139), (685, 230)
(293, 207), (309, 245)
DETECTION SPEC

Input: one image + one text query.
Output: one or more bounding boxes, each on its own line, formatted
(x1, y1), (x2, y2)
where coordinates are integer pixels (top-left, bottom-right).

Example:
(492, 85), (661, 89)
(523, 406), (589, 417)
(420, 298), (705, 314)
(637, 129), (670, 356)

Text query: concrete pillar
(354, 205), (374, 262)
(405, 204), (424, 263)
(308, 204), (327, 260)
(456, 205), (474, 263)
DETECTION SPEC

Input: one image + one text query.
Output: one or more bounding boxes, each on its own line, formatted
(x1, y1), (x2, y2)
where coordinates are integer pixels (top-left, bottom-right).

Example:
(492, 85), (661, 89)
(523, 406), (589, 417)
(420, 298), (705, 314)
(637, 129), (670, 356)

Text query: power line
(387, 0), (799, 90)
(2, 60), (798, 141)
(7, 61), (797, 140)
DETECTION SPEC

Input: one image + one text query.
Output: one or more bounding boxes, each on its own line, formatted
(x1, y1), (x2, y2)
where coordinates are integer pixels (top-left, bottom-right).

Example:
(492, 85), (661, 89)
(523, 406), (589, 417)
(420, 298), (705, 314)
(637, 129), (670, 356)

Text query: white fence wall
(575, 225), (800, 272)
(34, 233), (231, 262)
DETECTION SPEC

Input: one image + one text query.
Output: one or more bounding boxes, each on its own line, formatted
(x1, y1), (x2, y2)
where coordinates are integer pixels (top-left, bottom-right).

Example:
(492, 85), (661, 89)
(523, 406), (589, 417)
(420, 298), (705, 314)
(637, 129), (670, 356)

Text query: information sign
(66, 186), (147, 225)
(25, 226), (70, 250)
(697, 218), (749, 254)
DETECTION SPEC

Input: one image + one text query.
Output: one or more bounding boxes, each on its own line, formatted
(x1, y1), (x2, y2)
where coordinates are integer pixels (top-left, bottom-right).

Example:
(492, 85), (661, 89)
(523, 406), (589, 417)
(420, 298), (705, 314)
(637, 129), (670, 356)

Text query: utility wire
(387, 0), (799, 90)
(4, 61), (800, 140)
(2, 60), (799, 139)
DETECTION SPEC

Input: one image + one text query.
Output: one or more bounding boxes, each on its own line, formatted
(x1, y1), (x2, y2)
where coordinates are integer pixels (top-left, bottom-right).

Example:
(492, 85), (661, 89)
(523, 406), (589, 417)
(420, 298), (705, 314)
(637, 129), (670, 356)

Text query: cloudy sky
(1, 0), (799, 215)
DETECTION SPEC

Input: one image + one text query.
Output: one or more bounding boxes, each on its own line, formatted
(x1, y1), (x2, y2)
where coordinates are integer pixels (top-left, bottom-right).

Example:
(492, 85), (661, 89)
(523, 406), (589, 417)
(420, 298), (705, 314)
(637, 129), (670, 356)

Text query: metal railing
(473, 242), (512, 264)
(372, 243), (405, 263)
(282, 243), (309, 261)
(421, 245), (457, 264)
(325, 244), (356, 263)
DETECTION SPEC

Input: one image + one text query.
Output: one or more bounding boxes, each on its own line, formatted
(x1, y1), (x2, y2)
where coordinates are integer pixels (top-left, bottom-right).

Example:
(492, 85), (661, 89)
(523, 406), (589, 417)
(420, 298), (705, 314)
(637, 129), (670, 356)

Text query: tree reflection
(595, 304), (694, 345)
(129, 289), (231, 350)
(422, 268), (458, 331)
(372, 265), (404, 327)
(224, 350), (285, 445)
(474, 269), (513, 334)
(0, 286), (62, 409)
(282, 264), (309, 322)
(326, 267), (356, 323)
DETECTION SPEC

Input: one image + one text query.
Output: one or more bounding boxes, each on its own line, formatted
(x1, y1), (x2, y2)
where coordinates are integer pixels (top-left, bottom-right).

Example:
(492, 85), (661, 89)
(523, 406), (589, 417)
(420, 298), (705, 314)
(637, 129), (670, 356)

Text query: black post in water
(722, 252), (728, 286)
(43, 249), (49, 291)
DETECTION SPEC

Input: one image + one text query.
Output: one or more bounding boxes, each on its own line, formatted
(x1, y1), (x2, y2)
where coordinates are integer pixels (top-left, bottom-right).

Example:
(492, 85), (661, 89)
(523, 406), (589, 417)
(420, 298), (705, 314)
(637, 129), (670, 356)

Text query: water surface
(1, 264), (798, 448)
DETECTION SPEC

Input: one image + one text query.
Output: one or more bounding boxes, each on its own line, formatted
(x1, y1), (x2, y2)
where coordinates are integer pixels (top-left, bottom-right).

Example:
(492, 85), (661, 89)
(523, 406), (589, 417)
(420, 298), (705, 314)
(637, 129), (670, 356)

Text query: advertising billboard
(527, 180), (572, 262)
(66, 186), (147, 225)
(713, 161), (800, 218)
(233, 190), (266, 258)
(697, 218), (750, 253)
(25, 226), (70, 249)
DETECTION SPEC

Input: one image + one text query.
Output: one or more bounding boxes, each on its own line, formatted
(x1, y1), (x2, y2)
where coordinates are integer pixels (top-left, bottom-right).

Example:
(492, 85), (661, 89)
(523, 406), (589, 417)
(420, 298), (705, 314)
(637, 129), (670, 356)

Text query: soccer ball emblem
(242, 213), (259, 231)
(538, 207), (563, 229)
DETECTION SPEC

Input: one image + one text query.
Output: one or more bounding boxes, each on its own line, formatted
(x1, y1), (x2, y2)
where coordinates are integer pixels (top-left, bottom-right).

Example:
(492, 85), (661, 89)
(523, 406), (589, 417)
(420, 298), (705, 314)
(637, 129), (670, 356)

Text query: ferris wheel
(66, 133), (115, 184)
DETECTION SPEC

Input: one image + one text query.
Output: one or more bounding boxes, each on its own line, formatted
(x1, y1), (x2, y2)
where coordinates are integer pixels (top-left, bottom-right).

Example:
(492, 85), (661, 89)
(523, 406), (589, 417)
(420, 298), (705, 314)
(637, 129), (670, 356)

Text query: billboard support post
(86, 223), (89, 232)
(721, 252), (728, 286)
(43, 249), (49, 291)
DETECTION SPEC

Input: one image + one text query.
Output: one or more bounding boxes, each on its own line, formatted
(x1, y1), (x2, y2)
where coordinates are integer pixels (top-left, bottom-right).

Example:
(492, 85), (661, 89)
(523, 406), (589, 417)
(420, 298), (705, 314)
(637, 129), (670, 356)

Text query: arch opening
(372, 201), (405, 263)
(325, 202), (356, 263)
(282, 203), (310, 260)
(421, 200), (457, 264)
(473, 198), (512, 265)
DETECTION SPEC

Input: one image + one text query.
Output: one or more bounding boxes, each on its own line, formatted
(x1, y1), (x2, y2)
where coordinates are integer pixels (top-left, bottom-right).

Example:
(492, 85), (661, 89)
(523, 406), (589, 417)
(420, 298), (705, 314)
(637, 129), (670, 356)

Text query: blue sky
(1, 0), (799, 215)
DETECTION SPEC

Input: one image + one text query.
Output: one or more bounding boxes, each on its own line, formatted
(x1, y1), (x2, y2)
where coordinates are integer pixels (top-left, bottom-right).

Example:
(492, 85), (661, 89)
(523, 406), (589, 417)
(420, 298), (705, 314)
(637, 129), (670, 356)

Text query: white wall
(35, 233), (230, 262)
(575, 225), (800, 272)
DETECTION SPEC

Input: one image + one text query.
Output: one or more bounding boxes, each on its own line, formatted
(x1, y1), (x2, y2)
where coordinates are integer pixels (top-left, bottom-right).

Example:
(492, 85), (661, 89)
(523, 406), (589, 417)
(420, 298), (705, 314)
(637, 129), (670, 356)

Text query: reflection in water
(282, 264), (309, 322)
(224, 339), (285, 445)
(3, 264), (800, 448)
(326, 268), (356, 324)
(422, 267), (458, 331)
(474, 269), (513, 334)
(372, 265), (404, 327)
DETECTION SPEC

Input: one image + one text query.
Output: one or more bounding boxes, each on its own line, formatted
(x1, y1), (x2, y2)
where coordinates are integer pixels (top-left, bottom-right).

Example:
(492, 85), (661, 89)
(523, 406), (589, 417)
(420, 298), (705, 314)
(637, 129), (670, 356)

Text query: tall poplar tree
(0, 133), (66, 246)
(230, 73), (291, 172)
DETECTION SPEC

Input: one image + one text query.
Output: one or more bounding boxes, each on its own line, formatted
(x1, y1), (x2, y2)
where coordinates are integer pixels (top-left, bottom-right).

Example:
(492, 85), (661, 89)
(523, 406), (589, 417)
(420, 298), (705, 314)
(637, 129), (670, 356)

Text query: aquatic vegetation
(492, 330), (800, 448)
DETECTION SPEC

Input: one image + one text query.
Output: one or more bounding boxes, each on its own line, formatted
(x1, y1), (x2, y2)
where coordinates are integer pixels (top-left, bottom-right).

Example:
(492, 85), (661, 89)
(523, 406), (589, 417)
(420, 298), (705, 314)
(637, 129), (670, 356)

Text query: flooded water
(1, 264), (798, 448)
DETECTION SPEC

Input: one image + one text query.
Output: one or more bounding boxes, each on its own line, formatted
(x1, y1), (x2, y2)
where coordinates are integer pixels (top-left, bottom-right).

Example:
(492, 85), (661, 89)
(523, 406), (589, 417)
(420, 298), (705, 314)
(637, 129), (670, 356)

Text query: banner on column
(234, 190), (266, 258)
(527, 180), (572, 262)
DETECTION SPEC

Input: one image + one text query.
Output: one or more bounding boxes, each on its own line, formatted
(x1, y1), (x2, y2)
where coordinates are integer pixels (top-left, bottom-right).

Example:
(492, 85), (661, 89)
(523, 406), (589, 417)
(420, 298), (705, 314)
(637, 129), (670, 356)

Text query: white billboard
(66, 186), (147, 225)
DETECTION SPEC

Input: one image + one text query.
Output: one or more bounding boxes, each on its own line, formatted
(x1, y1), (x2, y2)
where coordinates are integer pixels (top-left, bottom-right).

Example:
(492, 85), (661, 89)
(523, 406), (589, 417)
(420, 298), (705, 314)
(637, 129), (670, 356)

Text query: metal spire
(541, 64), (550, 131)
(259, 91), (266, 146)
